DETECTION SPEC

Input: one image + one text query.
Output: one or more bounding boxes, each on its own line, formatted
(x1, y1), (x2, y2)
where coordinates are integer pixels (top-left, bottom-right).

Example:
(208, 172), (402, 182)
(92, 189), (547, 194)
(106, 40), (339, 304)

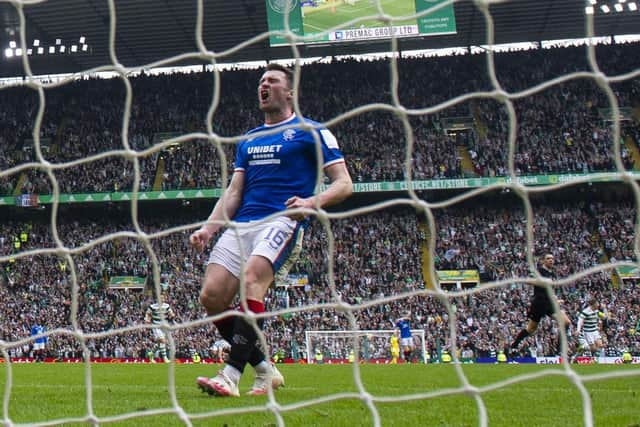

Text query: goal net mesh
(0, 0), (639, 426)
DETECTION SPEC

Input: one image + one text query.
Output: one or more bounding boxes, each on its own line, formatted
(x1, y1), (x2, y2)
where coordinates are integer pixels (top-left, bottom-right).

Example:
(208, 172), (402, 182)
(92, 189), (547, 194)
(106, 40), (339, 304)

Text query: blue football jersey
(31, 325), (48, 344)
(233, 114), (345, 222)
(396, 319), (412, 339)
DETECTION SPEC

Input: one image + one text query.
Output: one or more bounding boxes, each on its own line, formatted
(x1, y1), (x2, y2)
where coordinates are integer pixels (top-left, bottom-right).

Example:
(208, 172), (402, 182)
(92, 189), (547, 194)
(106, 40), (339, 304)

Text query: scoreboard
(266, 0), (456, 47)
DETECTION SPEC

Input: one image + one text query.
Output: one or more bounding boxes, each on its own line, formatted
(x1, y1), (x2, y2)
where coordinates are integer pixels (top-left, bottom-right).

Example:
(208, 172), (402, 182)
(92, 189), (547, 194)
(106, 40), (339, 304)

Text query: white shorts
(152, 328), (167, 341)
(208, 217), (304, 282)
(33, 343), (45, 351)
(401, 337), (414, 348)
(214, 345), (230, 354)
(583, 330), (602, 346)
(577, 334), (588, 349)
(212, 339), (231, 353)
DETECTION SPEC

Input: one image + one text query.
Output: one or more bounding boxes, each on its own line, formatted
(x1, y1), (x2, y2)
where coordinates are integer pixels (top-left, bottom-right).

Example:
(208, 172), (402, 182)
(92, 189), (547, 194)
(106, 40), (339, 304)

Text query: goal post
(305, 329), (427, 364)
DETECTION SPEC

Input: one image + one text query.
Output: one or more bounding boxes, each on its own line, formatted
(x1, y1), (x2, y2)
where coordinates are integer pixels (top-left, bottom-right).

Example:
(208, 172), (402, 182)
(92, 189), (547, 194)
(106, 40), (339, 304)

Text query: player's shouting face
(258, 69), (293, 115)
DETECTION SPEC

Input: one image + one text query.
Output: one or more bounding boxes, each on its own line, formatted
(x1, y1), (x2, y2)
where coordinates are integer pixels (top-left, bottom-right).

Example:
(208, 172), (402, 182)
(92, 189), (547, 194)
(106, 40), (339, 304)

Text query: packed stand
(0, 43), (639, 196)
(1, 197), (638, 361)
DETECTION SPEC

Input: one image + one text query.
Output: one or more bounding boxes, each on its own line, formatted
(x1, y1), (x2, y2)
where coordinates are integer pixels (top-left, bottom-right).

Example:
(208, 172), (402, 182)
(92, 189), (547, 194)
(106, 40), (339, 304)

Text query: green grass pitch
(2, 362), (638, 426)
(302, 0), (417, 35)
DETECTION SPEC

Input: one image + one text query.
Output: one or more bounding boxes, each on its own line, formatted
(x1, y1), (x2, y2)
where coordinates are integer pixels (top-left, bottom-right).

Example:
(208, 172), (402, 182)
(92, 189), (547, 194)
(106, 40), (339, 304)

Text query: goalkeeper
(190, 63), (353, 397)
(390, 331), (400, 364)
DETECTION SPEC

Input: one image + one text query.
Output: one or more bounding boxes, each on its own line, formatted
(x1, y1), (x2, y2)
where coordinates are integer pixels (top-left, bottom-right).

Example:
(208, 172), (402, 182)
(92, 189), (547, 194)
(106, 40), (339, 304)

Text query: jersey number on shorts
(265, 228), (288, 250)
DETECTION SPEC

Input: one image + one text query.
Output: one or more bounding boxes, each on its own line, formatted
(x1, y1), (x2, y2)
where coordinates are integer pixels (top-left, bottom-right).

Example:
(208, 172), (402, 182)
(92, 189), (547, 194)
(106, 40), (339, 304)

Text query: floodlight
(59, 45), (65, 53)
(49, 46), (55, 54)
(589, 0), (597, 4)
(585, 6), (594, 14)
(601, 4), (610, 12)
(55, 38), (61, 45)
(15, 48), (22, 56)
(33, 39), (40, 46)
(71, 45), (77, 52)
(629, 2), (637, 10)
(27, 49), (32, 55)
(79, 36), (85, 43)
(82, 44), (88, 51)
(9, 40), (16, 48)
(615, 3), (623, 11)
(37, 47), (44, 54)
(4, 48), (13, 58)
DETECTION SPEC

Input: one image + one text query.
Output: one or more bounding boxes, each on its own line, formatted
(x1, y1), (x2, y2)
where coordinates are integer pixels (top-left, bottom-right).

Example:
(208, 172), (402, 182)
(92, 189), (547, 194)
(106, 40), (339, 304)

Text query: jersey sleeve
(316, 128), (345, 168)
(234, 140), (248, 171)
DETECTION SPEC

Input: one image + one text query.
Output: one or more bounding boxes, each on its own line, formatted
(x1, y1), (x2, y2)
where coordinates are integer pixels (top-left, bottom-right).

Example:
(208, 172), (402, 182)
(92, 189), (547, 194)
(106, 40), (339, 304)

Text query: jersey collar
(264, 113), (296, 128)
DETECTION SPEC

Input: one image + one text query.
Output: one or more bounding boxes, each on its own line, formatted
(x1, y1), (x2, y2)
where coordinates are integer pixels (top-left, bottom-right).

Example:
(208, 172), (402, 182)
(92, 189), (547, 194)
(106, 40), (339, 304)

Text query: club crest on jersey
(282, 129), (296, 141)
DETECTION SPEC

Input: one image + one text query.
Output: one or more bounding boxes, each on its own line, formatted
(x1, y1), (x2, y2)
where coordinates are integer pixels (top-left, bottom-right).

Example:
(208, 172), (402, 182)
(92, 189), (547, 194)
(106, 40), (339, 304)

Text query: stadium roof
(0, 0), (638, 79)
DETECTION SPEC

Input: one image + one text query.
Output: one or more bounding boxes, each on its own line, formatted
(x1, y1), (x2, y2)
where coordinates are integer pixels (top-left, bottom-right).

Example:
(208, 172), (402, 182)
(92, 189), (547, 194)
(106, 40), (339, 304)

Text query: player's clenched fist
(190, 228), (212, 252)
(285, 195), (313, 221)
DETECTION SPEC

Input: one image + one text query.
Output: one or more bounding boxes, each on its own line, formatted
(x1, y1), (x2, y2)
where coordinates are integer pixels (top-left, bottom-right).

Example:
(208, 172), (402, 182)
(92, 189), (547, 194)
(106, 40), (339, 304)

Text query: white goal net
(1, 0), (639, 426)
(305, 330), (427, 364)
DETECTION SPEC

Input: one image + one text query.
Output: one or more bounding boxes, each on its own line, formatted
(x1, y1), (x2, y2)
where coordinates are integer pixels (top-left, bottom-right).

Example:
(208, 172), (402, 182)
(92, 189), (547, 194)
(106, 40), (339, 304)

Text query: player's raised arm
(189, 171), (245, 252)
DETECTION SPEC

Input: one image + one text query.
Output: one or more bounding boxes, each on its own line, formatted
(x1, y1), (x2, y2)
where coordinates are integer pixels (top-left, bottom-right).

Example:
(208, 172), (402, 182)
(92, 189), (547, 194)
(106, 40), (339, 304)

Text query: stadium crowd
(0, 42), (639, 363)
(1, 196), (638, 362)
(0, 42), (638, 196)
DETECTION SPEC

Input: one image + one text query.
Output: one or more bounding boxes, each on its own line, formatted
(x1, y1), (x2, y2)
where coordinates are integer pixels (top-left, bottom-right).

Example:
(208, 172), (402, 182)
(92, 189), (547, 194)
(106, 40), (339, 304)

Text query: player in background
(30, 323), (48, 362)
(212, 338), (231, 363)
(575, 298), (608, 360)
(144, 294), (176, 363)
(395, 312), (415, 363)
(509, 253), (571, 357)
(190, 63), (353, 397)
(390, 331), (400, 364)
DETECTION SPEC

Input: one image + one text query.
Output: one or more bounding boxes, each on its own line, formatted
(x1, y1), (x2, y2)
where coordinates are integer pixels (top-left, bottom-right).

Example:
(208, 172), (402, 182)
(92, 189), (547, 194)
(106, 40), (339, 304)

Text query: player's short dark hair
(265, 63), (293, 88)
